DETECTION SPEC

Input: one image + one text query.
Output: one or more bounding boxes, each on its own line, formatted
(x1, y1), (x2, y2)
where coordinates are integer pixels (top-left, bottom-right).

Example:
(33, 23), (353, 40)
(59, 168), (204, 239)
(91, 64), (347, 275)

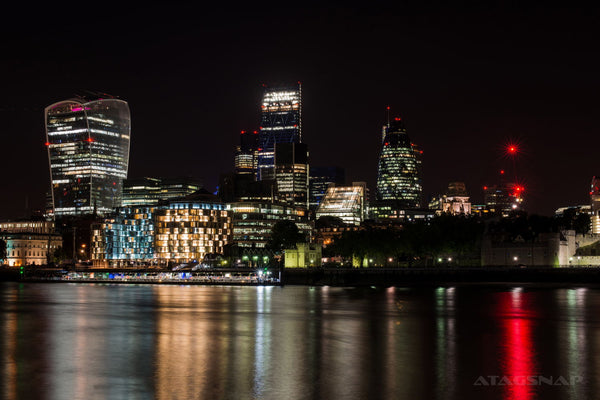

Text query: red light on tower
(86, 138), (94, 143)
(45, 142), (50, 146)
(507, 145), (517, 155)
(500, 170), (505, 175)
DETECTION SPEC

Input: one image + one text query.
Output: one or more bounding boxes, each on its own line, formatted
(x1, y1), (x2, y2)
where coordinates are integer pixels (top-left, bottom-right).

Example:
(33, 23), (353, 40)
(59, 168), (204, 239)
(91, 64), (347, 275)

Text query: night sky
(2, 2), (599, 219)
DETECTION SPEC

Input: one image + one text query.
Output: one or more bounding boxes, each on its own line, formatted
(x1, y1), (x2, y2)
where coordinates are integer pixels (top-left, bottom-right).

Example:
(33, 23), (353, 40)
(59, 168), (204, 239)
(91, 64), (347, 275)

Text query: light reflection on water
(0, 282), (599, 400)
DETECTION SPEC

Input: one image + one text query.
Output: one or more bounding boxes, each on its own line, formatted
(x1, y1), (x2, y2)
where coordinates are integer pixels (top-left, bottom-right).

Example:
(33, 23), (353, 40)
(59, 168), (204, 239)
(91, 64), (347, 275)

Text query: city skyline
(2, 3), (599, 218)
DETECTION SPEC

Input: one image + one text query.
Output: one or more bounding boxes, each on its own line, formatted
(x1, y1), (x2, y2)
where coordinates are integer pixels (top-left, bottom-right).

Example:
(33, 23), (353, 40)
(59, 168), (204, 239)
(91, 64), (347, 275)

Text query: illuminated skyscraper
(45, 95), (131, 217)
(275, 143), (309, 209)
(375, 117), (422, 208)
(257, 83), (302, 181)
(235, 130), (259, 175)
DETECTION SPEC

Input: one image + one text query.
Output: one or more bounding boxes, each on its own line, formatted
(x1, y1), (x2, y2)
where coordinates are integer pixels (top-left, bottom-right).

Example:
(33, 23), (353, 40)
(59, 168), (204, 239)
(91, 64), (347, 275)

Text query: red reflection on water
(499, 290), (537, 400)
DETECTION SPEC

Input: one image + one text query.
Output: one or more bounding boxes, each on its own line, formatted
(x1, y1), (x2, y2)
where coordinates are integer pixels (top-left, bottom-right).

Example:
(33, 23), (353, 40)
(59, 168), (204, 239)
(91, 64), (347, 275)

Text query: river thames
(0, 282), (597, 399)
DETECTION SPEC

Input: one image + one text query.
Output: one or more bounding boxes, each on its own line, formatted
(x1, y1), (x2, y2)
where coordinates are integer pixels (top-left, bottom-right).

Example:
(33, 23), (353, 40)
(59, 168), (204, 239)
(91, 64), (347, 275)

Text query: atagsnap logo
(474, 376), (583, 386)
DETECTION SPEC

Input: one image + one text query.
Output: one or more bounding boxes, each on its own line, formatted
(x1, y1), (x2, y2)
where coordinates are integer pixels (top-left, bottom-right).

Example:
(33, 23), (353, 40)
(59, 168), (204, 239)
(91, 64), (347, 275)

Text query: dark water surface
(1, 282), (598, 400)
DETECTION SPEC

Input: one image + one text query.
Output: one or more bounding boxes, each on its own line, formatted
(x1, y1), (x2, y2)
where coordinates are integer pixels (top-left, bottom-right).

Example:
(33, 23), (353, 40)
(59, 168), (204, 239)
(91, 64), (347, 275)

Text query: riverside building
(91, 191), (232, 267)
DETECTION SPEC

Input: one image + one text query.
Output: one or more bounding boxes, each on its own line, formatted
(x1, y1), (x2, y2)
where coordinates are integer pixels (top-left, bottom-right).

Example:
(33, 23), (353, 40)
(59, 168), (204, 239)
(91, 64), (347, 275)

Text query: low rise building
(91, 191), (231, 267)
(284, 243), (322, 268)
(0, 220), (62, 266)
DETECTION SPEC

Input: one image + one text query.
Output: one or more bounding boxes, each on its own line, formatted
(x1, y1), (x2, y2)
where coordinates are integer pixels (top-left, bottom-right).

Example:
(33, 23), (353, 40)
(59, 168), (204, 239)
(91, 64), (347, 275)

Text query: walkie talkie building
(257, 83), (302, 181)
(45, 96), (131, 217)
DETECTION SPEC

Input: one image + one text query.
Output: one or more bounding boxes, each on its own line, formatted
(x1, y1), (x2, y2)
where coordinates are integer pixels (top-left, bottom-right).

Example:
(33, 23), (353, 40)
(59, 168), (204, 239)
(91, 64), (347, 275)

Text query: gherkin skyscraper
(375, 117), (422, 208)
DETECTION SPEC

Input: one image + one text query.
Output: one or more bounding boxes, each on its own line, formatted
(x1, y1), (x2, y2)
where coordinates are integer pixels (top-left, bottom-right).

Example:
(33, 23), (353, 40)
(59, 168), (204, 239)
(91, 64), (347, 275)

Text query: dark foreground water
(0, 282), (598, 400)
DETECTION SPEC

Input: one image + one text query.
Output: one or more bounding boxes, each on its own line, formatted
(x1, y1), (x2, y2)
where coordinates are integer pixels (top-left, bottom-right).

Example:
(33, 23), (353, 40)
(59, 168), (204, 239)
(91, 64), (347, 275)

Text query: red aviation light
(507, 144), (518, 155)
(253, 130), (258, 134)
(384, 142), (389, 146)
(241, 130), (246, 134)
(86, 137), (94, 143)
(395, 117), (401, 121)
(483, 186), (488, 190)
(45, 142), (50, 146)
(500, 170), (505, 175)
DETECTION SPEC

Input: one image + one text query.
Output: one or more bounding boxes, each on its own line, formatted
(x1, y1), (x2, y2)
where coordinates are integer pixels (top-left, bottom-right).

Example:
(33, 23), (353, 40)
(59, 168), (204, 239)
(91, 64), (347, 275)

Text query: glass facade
(122, 177), (203, 207)
(234, 130), (259, 175)
(376, 118), (422, 208)
(91, 194), (231, 266)
(154, 201), (231, 263)
(45, 97), (131, 216)
(309, 166), (346, 210)
(274, 143), (309, 209)
(316, 183), (366, 226)
(92, 207), (155, 263)
(230, 202), (311, 248)
(257, 84), (302, 181)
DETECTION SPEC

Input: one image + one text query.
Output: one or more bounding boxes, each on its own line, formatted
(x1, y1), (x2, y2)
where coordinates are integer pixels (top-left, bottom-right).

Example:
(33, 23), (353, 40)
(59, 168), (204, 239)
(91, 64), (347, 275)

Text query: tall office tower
(45, 95), (131, 217)
(275, 142), (309, 209)
(309, 166), (346, 210)
(257, 83), (302, 181)
(234, 130), (259, 175)
(375, 117), (422, 208)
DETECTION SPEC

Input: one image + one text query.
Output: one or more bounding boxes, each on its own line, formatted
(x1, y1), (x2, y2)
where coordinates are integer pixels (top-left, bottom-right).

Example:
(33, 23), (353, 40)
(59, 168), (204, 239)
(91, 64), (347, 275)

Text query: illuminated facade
(309, 166), (345, 210)
(230, 201), (311, 249)
(0, 220), (56, 234)
(376, 118), (422, 208)
(45, 96), (131, 216)
(590, 177), (600, 234)
(429, 182), (471, 215)
(275, 143), (309, 209)
(0, 221), (62, 267)
(257, 83), (302, 181)
(91, 206), (156, 266)
(235, 130), (259, 175)
(154, 194), (232, 263)
(483, 182), (523, 217)
(284, 243), (322, 268)
(91, 192), (231, 266)
(315, 182), (366, 226)
(122, 177), (203, 207)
